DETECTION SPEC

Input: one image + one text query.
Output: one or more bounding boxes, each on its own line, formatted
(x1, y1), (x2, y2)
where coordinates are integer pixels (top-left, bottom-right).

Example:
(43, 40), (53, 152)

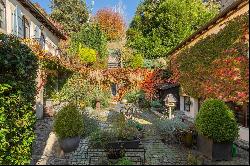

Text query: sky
(32, 0), (141, 25)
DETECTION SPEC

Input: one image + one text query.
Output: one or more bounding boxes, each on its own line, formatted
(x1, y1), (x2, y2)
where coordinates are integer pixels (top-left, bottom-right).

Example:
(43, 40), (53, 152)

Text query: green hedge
(0, 34), (38, 164)
(195, 99), (239, 143)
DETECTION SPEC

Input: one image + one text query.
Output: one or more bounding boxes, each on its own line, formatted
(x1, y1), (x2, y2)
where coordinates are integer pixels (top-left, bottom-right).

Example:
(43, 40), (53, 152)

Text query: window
(39, 33), (45, 49)
(17, 7), (24, 38)
(184, 96), (191, 112)
(111, 83), (117, 96)
(226, 102), (249, 128)
(23, 16), (30, 38)
(34, 25), (40, 39)
(11, 9), (17, 35)
(0, 0), (5, 29)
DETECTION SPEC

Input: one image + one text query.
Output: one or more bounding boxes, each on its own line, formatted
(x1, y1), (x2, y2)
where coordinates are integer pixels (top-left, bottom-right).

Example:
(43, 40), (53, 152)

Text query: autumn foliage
(140, 70), (170, 100)
(95, 8), (126, 41)
(203, 55), (249, 102)
(169, 13), (249, 103)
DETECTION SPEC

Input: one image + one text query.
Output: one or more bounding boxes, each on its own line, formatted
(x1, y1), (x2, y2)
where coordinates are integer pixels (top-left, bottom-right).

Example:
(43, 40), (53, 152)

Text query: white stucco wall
(180, 96), (199, 120)
(3, 0), (60, 55)
(239, 126), (249, 142)
(1, 0), (64, 119)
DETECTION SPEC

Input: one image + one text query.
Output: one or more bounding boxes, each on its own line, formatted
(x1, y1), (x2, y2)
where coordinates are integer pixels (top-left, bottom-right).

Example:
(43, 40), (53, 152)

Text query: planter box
(106, 139), (140, 149)
(197, 134), (232, 161)
(106, 149), (124, 159)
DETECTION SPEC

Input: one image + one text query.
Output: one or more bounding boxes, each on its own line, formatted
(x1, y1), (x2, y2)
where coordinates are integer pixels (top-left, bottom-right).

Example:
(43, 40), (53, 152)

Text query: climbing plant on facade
(0, 34), (38, 165)
(170, 13), (249, 102)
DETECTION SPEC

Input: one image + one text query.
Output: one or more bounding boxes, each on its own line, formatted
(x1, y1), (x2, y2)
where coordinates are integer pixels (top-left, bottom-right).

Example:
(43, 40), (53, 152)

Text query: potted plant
(89, 113), (141, 159)
(89, 129), (123, 159)
(109, 113), (141, 149)
(195, 99), (239, 161)
(53, 104), (84, 153)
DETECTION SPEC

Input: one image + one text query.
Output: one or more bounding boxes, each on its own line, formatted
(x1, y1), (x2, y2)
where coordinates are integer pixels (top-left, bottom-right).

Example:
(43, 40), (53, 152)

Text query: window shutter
(11, 9), (17, 35)
(34, 25), (40, 38)
(17, 7), (24, 38)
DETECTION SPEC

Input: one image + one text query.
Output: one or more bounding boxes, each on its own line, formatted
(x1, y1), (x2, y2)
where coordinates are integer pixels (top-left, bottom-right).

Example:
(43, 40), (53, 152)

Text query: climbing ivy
(171, 13), (249, 102)
(0, 34), (38, 164)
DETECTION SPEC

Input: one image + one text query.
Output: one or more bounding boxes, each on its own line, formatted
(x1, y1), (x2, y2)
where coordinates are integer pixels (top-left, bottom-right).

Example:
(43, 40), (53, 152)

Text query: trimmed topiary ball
(195, 99), (239, 143)
(54, 104), (84, 139)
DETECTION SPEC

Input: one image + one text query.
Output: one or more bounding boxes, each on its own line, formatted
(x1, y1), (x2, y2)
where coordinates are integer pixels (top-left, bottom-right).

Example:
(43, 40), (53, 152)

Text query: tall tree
(94, 8), (126, 41)
(50, 0), (89, 34)
(127, 0), (219, 59)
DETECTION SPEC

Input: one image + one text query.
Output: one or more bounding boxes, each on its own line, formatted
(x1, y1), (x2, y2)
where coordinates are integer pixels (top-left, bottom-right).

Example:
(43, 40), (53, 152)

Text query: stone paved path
(31, 105), (249, 165)
(139, 110), (188, 165)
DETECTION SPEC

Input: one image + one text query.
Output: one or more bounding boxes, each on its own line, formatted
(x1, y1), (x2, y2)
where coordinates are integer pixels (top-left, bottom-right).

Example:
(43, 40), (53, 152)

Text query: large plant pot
(183, 132), (193, 148)
(59, 136), (80, 153)
(197, 134), (232, 161)
(107, 139), (140, 149)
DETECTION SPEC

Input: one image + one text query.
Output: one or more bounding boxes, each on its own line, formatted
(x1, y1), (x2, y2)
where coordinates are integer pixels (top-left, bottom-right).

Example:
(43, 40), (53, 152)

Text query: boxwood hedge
(0, 34), (38, 164)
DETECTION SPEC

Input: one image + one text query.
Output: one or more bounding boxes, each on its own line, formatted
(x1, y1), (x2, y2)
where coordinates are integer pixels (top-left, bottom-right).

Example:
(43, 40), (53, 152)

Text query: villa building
(0, 0), (67, 119)
(167, 0), (249, 142)
(0, 0), (66, 56)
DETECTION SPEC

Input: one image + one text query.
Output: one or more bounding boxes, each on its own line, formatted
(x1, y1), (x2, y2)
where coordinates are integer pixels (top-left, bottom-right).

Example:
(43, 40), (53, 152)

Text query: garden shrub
(54, 104), (84, 139)
(112, 113), (139, 140)
(115, 157), (133, 165)
(0, 34), (38, 165)
(195, 99), (239, 142)
(70, 24), (108, 68)
(78, 45), (97, 65)
(53, 73), (111, 109)
(150, 99), (162, 108)
(129, 53), (144, 69)
(155, 118), (189, 138)
(89, 129), (118, 149)
(124, 90), (142, 103)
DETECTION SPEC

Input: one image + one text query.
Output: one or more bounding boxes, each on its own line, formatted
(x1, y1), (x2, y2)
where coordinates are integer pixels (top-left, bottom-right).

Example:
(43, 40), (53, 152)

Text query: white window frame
(0, 0), (6, 30)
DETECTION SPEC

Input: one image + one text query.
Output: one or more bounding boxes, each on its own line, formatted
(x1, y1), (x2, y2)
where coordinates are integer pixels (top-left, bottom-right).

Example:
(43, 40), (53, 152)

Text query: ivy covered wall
(0, 34), (39, 164)
(170, 13), (249, 103)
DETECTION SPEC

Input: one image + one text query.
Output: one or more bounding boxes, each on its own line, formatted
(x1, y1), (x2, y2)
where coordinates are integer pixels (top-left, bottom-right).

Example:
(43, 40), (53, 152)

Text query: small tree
(69, 24), (108, 68)
(127, 0), (219, 59)
(95, 8), (126, 41)
(50, 0), (89, 34)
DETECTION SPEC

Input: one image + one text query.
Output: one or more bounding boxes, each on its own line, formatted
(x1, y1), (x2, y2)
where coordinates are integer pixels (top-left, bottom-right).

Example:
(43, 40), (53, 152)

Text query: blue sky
(32, 0), (141, 25)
